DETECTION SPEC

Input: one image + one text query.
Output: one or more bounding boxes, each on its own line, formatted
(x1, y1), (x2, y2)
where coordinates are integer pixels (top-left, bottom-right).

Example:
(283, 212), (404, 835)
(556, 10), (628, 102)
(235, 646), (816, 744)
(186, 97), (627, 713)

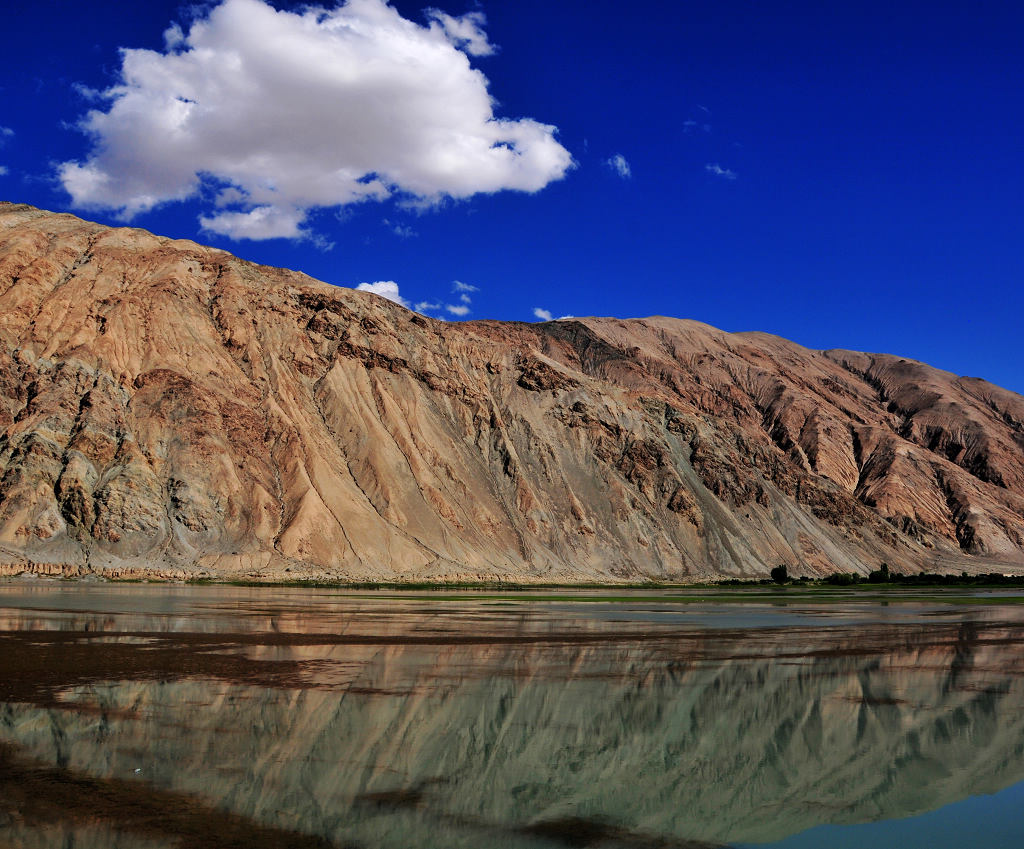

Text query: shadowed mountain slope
(0, 202), (1022, 580)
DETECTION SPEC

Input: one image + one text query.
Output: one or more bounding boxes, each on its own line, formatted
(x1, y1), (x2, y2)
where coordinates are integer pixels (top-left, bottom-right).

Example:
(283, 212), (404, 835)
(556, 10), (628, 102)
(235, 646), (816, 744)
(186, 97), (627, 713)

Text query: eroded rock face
(0, 202), (1022, 580)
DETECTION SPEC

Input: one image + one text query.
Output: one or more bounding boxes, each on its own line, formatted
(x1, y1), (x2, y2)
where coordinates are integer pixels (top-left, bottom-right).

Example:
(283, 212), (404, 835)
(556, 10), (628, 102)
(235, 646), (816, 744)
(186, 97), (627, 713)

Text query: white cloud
(705, 163), (737, 180)
(356, 280), (409, 307)
(533, 307), (553, 322)
(71, 82), (105, 101)
(163, 22), (186, 50)
(607, 153), (631, 178)
(426, 9), (494, 56)
(214, 187), (247, 207)
(57, 0), (573, 239)
(414, 300), (442, 312)
(0, 127), (11, 176)
(384, 219), (416, 238)
(443, 280), (478, 316)
(200, 205), (306, 240)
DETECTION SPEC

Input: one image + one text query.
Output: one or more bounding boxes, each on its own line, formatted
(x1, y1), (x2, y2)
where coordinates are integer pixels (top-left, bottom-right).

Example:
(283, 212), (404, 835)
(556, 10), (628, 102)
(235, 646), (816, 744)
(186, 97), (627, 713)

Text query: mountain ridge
(1, 201), (1022, 581)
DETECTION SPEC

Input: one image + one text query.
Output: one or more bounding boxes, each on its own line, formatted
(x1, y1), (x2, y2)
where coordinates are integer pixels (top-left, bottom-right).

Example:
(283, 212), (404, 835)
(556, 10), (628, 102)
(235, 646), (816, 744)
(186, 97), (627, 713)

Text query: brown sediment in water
(516, 816), (726, 848)
(5, 617), (1024, 711)
(0, 743), (342, 849)
(351, 786), (728, 848)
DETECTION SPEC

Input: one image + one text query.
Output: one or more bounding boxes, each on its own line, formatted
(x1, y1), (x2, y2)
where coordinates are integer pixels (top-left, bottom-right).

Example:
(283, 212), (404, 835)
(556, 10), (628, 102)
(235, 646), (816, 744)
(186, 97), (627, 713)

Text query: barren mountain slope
(0, 202), (1022, 580)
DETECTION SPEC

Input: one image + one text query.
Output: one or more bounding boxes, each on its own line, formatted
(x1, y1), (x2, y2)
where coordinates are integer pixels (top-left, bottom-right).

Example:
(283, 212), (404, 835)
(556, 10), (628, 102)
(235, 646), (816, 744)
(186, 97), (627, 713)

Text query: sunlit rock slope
(1, 202), (1023, 580)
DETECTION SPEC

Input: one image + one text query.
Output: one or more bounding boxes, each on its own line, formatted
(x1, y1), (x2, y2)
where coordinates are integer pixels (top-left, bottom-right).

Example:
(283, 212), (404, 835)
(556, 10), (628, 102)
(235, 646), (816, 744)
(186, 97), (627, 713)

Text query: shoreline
(6, 570), (1024, 597)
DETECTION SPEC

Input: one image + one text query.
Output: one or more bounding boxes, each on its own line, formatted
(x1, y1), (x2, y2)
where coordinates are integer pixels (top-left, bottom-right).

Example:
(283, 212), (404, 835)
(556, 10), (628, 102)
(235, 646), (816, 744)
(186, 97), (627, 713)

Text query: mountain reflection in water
(2, 585), (1024, 849)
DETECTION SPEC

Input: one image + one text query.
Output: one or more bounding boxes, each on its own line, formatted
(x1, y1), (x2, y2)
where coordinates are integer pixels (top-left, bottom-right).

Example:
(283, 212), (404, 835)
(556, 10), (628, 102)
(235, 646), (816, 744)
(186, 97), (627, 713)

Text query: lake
(2, 582), (1024, 848)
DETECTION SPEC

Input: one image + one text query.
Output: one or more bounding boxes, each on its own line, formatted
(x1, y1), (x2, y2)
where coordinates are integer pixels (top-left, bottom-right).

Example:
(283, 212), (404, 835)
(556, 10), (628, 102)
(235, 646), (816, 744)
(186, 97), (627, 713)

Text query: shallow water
(2, 582), (1024, 848)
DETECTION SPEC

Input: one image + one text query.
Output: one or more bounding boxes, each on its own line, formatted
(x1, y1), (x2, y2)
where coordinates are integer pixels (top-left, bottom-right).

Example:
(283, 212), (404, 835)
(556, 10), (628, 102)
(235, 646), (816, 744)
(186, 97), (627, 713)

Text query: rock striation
(0, 201), (1022, 580)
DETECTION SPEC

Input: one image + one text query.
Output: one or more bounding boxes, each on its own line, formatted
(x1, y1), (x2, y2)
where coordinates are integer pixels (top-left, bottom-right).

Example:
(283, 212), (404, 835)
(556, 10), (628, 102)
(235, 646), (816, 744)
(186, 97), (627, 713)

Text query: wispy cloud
(57, 0), (572, 241)
(409, 280), (481, 318)
(427, 9), (495, 56)
(705, 163), (737, 180)
(384, 219), (416, 238)
(441, 280), (480, 316)
(533, 307), (553, 321)
(0, 126), (11, 175)
(606, 153), (631, 179)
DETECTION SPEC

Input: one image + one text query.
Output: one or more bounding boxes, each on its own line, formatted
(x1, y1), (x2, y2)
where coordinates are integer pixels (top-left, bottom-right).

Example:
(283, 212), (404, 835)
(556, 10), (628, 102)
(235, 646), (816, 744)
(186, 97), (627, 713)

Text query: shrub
(825, 572), (860, 586)
(868, 562), (891, 583)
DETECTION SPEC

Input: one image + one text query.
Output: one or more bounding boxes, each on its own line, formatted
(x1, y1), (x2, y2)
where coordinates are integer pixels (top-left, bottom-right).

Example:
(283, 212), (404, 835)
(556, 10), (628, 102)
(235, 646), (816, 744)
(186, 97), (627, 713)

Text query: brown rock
(0, 202), (1022, 580)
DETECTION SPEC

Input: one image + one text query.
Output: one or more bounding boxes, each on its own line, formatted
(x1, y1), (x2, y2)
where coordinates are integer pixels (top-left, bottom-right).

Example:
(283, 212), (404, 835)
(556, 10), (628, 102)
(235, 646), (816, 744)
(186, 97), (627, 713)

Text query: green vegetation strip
(325, 592), (1024, 606)
(178, 577), (1024, 606)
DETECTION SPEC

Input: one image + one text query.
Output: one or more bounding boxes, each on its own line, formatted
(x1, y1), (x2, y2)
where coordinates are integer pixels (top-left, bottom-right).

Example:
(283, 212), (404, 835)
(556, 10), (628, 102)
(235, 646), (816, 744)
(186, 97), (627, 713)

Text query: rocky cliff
(1, 202), (1023, 580)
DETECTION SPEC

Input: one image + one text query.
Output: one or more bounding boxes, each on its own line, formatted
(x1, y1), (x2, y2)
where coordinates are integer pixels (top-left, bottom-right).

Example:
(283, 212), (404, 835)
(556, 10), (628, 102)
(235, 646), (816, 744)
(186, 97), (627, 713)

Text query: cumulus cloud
(452, 280), (479, 293)
(355, 280), (409, 307)
(57, 0), (573, 240)
(606, 154), (631, 178)
(705, 163), (737, 180)
(200, 205), (306, 240)
(446, 303), (470, 316)
(414, 300), (442, 312)
(532, 307), (553, 321)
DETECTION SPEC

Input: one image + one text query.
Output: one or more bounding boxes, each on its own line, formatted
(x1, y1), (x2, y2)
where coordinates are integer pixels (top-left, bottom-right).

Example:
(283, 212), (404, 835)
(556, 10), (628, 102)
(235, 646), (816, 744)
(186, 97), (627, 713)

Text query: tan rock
(0, 202), (1022, 580)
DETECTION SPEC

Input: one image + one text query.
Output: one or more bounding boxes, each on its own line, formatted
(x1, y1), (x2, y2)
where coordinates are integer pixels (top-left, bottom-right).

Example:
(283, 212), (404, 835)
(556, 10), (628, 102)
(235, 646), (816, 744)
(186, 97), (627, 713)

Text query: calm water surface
(2, 581), (1024, 848)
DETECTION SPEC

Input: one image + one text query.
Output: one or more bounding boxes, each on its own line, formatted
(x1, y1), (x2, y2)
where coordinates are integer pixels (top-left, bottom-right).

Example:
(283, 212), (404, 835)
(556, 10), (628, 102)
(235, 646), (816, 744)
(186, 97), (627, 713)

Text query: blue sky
(2, 0), (1022, 392)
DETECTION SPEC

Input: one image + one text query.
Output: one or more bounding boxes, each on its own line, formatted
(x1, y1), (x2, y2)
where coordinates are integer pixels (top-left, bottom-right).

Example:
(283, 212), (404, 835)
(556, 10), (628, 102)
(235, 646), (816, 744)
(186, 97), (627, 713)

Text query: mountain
(1, 202), (1022, 581)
